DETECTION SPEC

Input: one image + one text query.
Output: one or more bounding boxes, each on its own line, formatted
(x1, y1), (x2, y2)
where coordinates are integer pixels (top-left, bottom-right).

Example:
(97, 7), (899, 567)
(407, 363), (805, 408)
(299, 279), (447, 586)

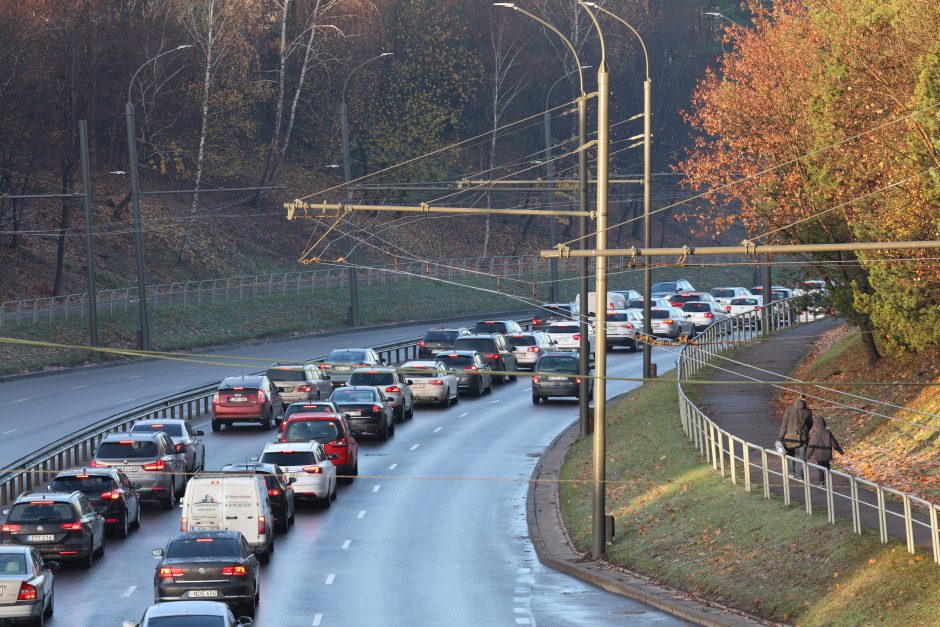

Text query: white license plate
(27, 534), (55, 542)
(193, 525), (220, 531)
(228, 397), (247, 403)
(0, 586), (4, 596)
(187, 590), (219, 598)
(547, 376), (569, 381)
(335, 366), (351, 371)
(119, 465), (138, 472)
(347, 411), (362, 416)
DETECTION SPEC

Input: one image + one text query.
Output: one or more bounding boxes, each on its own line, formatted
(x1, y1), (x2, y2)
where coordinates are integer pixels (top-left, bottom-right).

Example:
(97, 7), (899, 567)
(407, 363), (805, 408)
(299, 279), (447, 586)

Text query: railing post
(803, 460), (812, 514)
(877, 485), (888, 543)
(825, 472), (835, 524)
(903, 495), (915, 555)
(850, 477), (861, 534)
(930, 506), (940, 565)
(743, 444), (751, 492)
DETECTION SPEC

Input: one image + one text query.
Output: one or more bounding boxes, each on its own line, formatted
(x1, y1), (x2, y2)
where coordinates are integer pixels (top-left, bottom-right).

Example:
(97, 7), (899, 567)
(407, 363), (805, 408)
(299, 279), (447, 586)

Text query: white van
(573, 291), (627, 318)
(180, 474), (275, 563)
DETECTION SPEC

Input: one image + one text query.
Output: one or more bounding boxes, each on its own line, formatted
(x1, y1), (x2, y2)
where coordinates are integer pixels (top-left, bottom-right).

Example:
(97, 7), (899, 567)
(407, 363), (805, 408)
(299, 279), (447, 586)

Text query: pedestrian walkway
(696, 319), (935, 548)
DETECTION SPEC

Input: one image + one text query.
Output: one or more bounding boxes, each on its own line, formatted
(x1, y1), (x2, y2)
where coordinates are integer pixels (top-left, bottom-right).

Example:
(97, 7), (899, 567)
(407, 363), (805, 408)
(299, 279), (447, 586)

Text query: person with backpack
(778, 395), (813, 479)
(805, 415), (844, 485)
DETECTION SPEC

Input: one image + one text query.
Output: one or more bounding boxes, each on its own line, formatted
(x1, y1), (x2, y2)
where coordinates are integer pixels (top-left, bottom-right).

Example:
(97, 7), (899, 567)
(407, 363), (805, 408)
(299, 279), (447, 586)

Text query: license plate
(0, 586), (4, 596)
(283, 387), (294, 392)
(119, 465), (138, 472)
(347, 411), (362, 416)
(228, 397), (247, 403)
(27, 534), (55, 542)
(187, 590), (219, 598)
(193, 525), (220, 531)
(547, 376), (569, 381)
(335, 366), (351, 371)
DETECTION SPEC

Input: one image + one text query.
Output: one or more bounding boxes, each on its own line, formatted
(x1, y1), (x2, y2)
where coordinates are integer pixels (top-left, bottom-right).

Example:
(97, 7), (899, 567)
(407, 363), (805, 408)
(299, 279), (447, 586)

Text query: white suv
(545, 321), (595, 354)
(259, 442), (337, 507)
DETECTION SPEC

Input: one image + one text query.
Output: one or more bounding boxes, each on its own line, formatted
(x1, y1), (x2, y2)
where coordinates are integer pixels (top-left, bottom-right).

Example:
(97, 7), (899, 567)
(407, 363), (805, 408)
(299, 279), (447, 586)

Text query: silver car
(709, 286), (752, 307)
(682, 301), (731, 333)
(92, 432), (186, 510)
(647, 307), (695, 339)
(507, 331), (554, 370)
(348, 367), (415, 423)
(266, 364), (334, 404)
(131, 419), (206, 474)
(400, 360), (459, 407)
(319, 348), (384, 386)
(605, 309), (643, 351)
(124, 601), (252, 627)
(0, 546), (57, 624)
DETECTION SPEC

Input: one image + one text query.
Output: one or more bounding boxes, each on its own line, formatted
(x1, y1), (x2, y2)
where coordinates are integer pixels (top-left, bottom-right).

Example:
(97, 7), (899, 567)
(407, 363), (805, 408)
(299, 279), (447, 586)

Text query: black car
(152, 531), (261, 618)
(452, 334), (518, 384)
(219, 463), (295, 533)
(1, 491), (106, 568)
(281, 400), (347, 423)
(473, 320), (523, 335)
(329, 386), (395, 441)
(531, 352), (593, 404)
(419, 327), (470, 358)
(50, 467), (142, 538)
(435, 350), (494, 396)
(531, 303), (573, 331)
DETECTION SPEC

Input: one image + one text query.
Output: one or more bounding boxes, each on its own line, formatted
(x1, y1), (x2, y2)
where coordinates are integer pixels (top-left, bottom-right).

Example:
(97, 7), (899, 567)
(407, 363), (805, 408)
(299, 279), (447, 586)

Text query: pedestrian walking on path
(778, 395), (813, 478)
(805, 416), (844, 485)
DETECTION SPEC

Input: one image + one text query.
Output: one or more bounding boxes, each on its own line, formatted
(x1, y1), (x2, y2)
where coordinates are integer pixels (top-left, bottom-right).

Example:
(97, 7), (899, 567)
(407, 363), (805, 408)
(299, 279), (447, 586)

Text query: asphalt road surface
(2, 320), (686, 625)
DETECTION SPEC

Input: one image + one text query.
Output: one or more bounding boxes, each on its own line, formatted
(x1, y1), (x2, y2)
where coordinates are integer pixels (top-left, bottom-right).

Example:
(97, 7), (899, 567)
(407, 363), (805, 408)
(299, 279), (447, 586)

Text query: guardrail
(676, 301), (940, 564)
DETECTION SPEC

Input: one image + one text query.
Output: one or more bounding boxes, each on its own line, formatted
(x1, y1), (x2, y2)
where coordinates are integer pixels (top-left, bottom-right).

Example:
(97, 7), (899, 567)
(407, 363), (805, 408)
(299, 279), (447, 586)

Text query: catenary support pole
(578, 97), (591, 438)
(125, 102), (151, 350)
(79, 120), (99, 347)
(641, 78), (653, 381)
(544, 110), (559, 302)
(340, 101), (360, 327)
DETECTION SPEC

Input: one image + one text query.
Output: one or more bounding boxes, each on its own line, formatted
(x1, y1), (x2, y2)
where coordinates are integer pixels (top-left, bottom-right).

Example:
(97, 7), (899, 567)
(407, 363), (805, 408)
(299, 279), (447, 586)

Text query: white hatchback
(545, 321), (595, 353)
(259, 442), (337, 506)
(604, 310), (642, 351)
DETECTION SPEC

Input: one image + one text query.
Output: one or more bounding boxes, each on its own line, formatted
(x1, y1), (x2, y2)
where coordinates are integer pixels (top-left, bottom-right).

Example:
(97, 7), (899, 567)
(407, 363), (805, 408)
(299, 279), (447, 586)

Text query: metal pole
(592, 66), (610, 561)
(340, 100), (360, 327)
(79, 120), (99, 347)
(641, 78), (653, 381)
(578, 97), (591, 438)
(544, 110), (559, 302)
(762, 260), (772, 331)
(540, 240), (940, 257)
(125, 101), (151, 350)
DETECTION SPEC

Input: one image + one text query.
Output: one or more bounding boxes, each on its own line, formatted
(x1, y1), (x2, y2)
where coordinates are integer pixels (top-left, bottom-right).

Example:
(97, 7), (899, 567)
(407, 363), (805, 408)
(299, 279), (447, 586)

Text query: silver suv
(347, 367), (415, 423)
(267, 364), (334, 405)
(91, 432), (186, 510)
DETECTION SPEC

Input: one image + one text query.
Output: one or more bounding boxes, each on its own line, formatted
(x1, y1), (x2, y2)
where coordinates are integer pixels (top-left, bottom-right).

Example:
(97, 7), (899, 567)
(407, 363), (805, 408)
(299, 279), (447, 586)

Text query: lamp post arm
(128, 45), (192, 105)
(576, 1), (607, 72)
(584, 3), (649, 80)
(342, 53), (391, 106)
(496, 5), (585, 96)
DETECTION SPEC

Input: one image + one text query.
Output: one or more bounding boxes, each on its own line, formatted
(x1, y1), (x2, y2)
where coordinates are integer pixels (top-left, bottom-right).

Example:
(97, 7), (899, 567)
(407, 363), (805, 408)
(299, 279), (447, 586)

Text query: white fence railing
(676, 301), (940, 565)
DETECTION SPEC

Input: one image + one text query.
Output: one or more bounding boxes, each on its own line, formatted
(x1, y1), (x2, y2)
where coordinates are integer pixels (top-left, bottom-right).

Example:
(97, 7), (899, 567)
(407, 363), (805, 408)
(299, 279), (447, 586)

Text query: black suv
(452, 334), (518, 384)
(435, 350), (494, 396)
(1, 491), (106, 568)
(419, 328), (471, 358)
(531, 352), (593, 404)
(472, 320), (524, 335)
(219, 463), (296, 533)
(50, 467), (142, 538)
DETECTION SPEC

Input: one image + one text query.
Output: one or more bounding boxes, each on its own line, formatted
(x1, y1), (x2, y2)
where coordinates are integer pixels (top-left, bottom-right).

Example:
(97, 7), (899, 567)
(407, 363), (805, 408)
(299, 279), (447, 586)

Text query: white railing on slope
(675, 302), (940, 565)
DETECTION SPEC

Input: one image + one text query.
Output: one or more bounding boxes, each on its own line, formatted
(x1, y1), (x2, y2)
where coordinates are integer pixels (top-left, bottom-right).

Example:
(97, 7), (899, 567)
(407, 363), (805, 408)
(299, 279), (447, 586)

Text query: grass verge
(559, 379), (940, 625)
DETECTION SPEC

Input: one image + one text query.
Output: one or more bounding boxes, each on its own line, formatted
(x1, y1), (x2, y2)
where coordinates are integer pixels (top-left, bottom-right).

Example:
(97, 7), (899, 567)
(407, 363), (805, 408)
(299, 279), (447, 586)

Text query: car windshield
(51, 475), (115, 493)
(285, 403), (336, 420)
(436, 354), (474, 366)
(453, 338), (495, 353)
(772, 291), (789, 300)
(260, 451), (316, 466)
(652, 282), (676, 292)
(146, 618), (225, 627)
(424, 330), (459, 342)
(710, 289), (737, 298)
(474, 321), (507, 334)
(650, 309), (671, 319)
(348, 372), (394, 386)
(96, 440), (158, 459)
(683, 303), (712, 312)
(731, 298), (758, 306)
(536, 357), (579, 373)
(266, 368), (307, 382)
(608, 313), (633, 322)
(627, 300), (645, 309)
(508, 335), (536, 346)
(0, 554), (26, 574)
(284, 420), (341, 443)
(332, 389), (377, 403)
(327, 350), (367, 363)
(7, 502), (74, 523)
(671, 294), (703, 304)
(165, 537), (241, 559)
(548, 325), (579, 334)
(132, 423), (183, 437)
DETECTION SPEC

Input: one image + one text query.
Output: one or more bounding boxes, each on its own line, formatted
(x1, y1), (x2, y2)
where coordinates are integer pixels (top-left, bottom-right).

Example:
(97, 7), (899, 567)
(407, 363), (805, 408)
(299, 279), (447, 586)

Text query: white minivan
(180, 474), (275, 563)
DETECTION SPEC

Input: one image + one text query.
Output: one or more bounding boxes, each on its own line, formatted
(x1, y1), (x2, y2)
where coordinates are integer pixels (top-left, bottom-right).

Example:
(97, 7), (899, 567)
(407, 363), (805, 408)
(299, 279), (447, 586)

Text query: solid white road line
(123, 585), (136, 597)
(127, 375), (143, 379)
(183, 366), (196, 370)
(489, 399), (501, 404)
(341, 540), (351, 550)
(72, 385), (87, 390)
(388, 463), (398, 470)
(12, 398), (29, 404)
(372, 485), (381, 493)
(357, 510), (366, 519)
(312, 614), (323, 626)
(116, 398), (133, 403)
(433, 427), (443, 433)
(459, 412), (469, 418)
(524, 387), (531, 391)
(516, 567), (531, 574)
(3, 428), (17, 435)
(325, 574), (335, 585)
(410, 443), (420, 450)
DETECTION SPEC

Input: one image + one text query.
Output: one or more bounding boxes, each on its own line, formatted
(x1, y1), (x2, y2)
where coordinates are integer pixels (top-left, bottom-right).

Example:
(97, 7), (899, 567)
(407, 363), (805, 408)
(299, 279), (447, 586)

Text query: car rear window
(710, 289), (737, 298)
(671, 294), (704, 304)
(96, 440), (158, 459)
(284, 420), (341, 443)
(436, 354), (474, 366)
(51, 475), (115, 493)
(147, 618), (224, 627)
(548, 324), (579, 334)
(331, 389), (377, 403)
(650, 309), (671, 319)
(267, 368), (307, 382)
(132, 422), (183, 437)
(285, 403), (337, 420)
(7, 502), (74, 523)
(423, 330), (459, 342)
(652, 282), (676, 292)
(627, 300), (645, 309)
(474, 321), (508, 334)
(731, 298), (758, 305)
(0, 554), (26, 574)
(453, 338), (496, 353)
(348, 372), (394, 386)
(536, 356), (579, 373)
(260, 451), (316, 466)
(327, 350), (367, 363)
(608, 313), (633, 322)
(166, 537), (241, 559)
(508, 335), (536, 346)
(683, 303), (712, 312)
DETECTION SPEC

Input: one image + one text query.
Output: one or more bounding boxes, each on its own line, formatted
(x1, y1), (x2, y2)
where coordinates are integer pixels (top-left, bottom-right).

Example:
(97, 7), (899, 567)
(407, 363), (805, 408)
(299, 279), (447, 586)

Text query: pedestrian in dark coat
(805, 416), (844, 485)
(778, 396), (813, 478)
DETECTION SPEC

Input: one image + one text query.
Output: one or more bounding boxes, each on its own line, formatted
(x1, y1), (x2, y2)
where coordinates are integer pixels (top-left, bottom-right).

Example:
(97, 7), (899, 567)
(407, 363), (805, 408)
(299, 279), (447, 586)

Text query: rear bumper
(413, 390), (448, 403)
(533, 383), (583, 398)
(291, 475), (330, 498)
(456, 374), (481, 390)
(0, 599), (44, 619)
(156, 581), (254, 605)
(30, 540), (93, 560)
(212, 408), (266, 422)
(605, 335), (635, 346)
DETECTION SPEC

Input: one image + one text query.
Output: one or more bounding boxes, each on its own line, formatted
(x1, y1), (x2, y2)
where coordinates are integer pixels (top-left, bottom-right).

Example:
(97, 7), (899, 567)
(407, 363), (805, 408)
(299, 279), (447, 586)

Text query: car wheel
(82, 542), (95, 569)
(276, 511), (289, 533)
(486, 379), (493, 394)
(259, 546), (271, 565)
(261, 411), (273, 430)
(162, 485), (176, 511)
(44, 588), (54, 617)
(243, 589), (258, 618)
(29, 606), (45, 627)
(532, 394), (542, 405)
(321, 491), (332, 509)
(474, 377), (484, 397)
(95, 534), (105, 557)
(405, 403), (414, 420)
(211, 420), (222, 432)
(630, 340), (638, 352)
(451, 388), (459, 405)
(352, 461), (359, 477)
(115, 512), (129, 539)
(380, 421), (390, 442)
(389, 419), (396, 436)
(439, 393), (449, 408)
(331, 481), (338, 501)
(394, 405), (405, 424)
(132, 502), (142, 529)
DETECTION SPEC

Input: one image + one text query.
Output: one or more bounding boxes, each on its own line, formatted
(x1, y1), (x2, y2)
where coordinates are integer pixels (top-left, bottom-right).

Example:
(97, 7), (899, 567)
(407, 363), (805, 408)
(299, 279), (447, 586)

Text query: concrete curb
(0, 307), (533, 384)
(527, 420), (771, 627)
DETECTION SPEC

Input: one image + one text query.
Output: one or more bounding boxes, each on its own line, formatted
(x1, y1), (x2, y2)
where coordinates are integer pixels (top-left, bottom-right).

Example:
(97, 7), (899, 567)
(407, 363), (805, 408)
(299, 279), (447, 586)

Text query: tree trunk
(857, 315), (882, 364)
(52, 170), (72, 295)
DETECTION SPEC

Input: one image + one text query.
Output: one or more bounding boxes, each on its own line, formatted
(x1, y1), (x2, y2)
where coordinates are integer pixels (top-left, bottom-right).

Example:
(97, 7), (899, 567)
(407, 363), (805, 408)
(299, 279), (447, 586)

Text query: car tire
(474, 377), (484, 397)
(243, 590), (258, 619)
(532, 394), (542, 405)
(261, 411), (273, 430)
(394, 405), (405, 424)
(115, 512), (130, 539)
(352, 461), (359, 477)
(276, 511), (290, 533)
(82, 543), (95, 569)
(95, 534), (105, 557)
(439, 393), (449, 408)
(380, 421), (390, 442)
(451, 389), (459, 405)
(260, 546), (271, 565)
(132, 503), (142, 530)
(162, 486), (176, 511)
(405, 403), (414, 420)
(486, 379), (493, 394)
(389, 419), (396, 436)
(30, 607), (45, 627)
(321, 491), (332, 509)
(44, 588), (54, 618)
(211, 420), (222, 432)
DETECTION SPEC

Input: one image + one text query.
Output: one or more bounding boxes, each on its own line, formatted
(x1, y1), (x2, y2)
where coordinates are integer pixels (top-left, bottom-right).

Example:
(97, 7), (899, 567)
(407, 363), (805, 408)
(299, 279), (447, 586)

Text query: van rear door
(221, 479), (262, 545)
(187, 479), (224, 531)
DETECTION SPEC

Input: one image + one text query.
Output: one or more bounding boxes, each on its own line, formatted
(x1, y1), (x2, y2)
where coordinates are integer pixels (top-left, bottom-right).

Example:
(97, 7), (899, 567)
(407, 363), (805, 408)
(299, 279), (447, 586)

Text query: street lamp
(704, 11), (743, 25)
(340, 52), (393, 327)
(494, 2), (592, 439)
(126, 44), (192, 350)
(583, 2), (655, 383)
(544, 65), (590, 304)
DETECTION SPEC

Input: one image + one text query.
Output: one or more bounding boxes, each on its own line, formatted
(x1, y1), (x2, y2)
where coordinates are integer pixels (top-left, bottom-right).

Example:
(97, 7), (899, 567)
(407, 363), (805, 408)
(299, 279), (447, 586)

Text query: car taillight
(485, 353), (499, 360)
(419, 340), (425, 347)
(159, 567), (184, 579)
(372, 404), (382, 413)
(704, 313), (714, 318)
(463, 365), (478, 371)
(573, 334), (580, 340)
(304, 465), (322, 474)
(17, 582), (37, 601)
(318, 364), (328, 370)
(212, 392), (220, 405)
(181, 516), (188, 531)
(100, 490), (123, 500)
(88, 459), (102, 467)
(257, 390), (266, 403)
(725, 306), (732, 312)
(268, 488), (281, 497)
(330, 439), (348, 447)
(258, 515), (266, 535)
(222, 565), (248, 576)
(429, 379), (444, 386)
(296, 385), (313, 393)
(625, 324), (634, 330)
(385, 386), (400, 393)
(527, 347), (540, 352)
(60, 522), (83, 531)
(671, 301), (682, 307)
(175, 443), (185, 453)
(663, 319), (674, 324)
(143, 459), (165, 471)
(1, 523), (21, 532)
(755, 305), (762, 311)
(532, 376), (540, 384)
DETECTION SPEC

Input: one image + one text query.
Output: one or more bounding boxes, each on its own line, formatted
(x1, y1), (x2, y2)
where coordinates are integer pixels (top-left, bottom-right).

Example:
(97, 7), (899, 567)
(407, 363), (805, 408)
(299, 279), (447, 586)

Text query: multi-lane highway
(1, 318), (685, 625)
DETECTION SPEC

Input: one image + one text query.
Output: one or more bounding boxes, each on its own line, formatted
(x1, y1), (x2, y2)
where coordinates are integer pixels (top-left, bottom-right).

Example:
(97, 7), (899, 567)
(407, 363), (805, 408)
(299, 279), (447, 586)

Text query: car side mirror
(122, 621), (139, 627)
(132, 483), (142, 490)
(152, 548), (164, 557)
(2, 509), (8, 516)
(249, 455), (260, 462)
(44, 561), (60, 571)
(237, 618), (254, 626)
(287, 477), (297, 484)
(195, 430), (205, 436)
(406, 379), (414, 386)
(329, 453), (339, 461)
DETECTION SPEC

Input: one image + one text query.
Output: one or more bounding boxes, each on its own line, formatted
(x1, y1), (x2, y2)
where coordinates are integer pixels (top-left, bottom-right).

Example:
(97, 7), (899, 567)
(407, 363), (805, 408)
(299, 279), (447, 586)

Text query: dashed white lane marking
(357, 510), (366, 519)
(433, 427), (443, 433)
(174, 385), (187, 389)
(127, 375), (143, 379)
(517, 567), (531, 574)
(459, 412), (469, 418)
(325, 574), (335, 585)
(72, 385), (87, 390)
(514, 587), (527, 595)
(3, 428), (17, 435)
(342, 540), (351, 550)
(388, 463), (398, 470)
(515, 618), (531, 625)
(489, 399), (501, 404)
(12, 398), (29, 404)
(372, 485), (381, 493)
(123, 585), (136, 597)
(513, 608), (527, 614)
(117, 398), (134, 403)
(513, 597), (526, 603)
(289, 349), (301, 353)
(524, 387), (532, 391)
(312, 614), (323, 626)
(410, 443), (420, 451)
(183, 366), (197, 370)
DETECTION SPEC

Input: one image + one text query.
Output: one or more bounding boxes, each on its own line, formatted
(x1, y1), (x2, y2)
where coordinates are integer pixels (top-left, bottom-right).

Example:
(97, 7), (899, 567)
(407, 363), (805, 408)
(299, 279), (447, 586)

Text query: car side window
(77, 495), (92, 517)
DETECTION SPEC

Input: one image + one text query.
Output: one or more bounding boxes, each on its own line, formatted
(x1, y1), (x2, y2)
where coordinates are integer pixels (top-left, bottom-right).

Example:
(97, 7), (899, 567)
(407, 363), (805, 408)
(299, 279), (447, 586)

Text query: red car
(211, 375), (284, 432)
(277, 412), (359, 480)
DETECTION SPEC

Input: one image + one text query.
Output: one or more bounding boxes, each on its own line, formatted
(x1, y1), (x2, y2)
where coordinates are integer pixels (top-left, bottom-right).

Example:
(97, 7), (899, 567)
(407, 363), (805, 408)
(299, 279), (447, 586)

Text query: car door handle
(225, 516), (238, 519)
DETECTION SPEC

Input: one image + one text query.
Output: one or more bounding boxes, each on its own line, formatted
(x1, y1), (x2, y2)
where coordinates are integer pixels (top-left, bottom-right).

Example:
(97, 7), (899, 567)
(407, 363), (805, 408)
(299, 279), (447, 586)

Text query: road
(2, 319), (685, 625)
